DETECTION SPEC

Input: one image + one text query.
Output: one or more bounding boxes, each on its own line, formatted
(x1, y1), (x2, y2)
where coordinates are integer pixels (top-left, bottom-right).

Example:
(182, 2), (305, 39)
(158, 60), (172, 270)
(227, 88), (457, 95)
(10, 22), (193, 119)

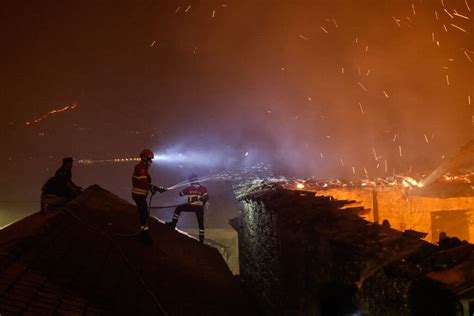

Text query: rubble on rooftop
(252, 142), (474, 244)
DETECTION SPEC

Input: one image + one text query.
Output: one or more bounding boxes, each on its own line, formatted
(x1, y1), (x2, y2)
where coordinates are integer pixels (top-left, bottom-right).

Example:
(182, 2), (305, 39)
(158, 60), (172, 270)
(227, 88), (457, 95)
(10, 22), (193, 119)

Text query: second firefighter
(167, 174), (209, 243)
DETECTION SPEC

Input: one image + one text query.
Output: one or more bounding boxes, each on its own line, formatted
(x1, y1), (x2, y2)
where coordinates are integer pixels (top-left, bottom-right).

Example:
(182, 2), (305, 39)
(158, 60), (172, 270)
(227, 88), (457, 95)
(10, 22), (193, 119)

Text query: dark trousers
(40, 193), (69, 213)
(171, 204), (205, 242)
(132, 194), (149, 227)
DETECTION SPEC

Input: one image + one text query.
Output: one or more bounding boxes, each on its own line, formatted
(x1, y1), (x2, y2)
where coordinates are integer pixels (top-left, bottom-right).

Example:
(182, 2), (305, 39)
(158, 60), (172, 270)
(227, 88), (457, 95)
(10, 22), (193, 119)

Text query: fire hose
(68, 179), (201, 239)
(112, 193), (185, 238)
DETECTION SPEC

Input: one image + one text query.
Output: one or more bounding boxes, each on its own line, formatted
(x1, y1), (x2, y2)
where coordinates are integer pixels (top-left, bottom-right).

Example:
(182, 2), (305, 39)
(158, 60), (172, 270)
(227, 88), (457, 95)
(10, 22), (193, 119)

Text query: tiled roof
(0, 185), (247, 315)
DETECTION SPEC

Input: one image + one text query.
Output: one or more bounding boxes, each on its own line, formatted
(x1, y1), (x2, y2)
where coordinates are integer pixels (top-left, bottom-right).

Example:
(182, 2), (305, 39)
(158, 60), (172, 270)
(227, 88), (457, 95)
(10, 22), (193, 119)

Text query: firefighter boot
(166, 213), (180, 229)
(199, 229), (205, 244)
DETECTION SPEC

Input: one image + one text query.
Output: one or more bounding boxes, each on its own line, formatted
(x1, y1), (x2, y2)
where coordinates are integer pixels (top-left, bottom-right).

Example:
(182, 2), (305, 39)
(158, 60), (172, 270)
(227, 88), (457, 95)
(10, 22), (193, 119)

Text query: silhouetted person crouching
(41, 157), (82, 212)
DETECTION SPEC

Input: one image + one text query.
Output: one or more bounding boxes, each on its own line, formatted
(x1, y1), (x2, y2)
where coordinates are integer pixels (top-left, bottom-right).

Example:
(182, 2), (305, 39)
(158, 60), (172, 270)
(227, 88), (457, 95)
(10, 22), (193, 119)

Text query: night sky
(1, 1), (473, 221)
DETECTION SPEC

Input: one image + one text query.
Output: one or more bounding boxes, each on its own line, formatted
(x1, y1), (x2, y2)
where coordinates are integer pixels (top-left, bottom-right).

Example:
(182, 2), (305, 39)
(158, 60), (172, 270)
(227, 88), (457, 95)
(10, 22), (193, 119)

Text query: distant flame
(25, 104), (78, 126)
(296, 183), (305, 189)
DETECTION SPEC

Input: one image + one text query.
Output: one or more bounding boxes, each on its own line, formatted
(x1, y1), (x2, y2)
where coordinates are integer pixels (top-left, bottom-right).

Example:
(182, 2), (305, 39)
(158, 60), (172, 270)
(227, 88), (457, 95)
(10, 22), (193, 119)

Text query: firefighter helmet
(140, 149), (154, 159)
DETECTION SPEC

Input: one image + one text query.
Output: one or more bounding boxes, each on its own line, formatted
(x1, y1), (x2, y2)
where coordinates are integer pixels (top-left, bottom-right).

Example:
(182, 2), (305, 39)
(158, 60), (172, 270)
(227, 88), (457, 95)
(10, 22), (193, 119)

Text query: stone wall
(238, 199), (284, 313)
(235, 184), (471, 315)
(236, 187), (367, 314)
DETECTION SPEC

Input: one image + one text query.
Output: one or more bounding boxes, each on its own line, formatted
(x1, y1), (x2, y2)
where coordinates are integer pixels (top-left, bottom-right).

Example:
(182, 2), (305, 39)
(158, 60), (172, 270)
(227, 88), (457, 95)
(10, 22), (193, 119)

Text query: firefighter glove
(157, 186), (167, 193)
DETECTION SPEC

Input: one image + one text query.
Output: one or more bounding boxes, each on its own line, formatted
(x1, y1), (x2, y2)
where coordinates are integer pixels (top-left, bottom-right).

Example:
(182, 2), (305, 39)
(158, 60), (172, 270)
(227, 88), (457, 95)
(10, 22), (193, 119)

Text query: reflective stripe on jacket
(179, 184), (209, 206)
(132, 162), (151, 196)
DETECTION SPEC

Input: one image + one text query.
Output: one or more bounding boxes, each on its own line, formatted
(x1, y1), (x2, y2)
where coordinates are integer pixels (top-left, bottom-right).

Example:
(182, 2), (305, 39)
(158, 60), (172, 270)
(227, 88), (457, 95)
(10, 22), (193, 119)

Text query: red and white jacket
(132, 161), (152, 196)
(179, 183), (209, 206)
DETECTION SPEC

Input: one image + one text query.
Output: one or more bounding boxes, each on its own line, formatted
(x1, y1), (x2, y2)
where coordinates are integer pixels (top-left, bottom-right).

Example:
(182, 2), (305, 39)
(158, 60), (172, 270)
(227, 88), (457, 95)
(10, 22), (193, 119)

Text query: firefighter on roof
(167, 174), (209, 243)
(132, 149), (166, 232)
(41, 157), (82, 213)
